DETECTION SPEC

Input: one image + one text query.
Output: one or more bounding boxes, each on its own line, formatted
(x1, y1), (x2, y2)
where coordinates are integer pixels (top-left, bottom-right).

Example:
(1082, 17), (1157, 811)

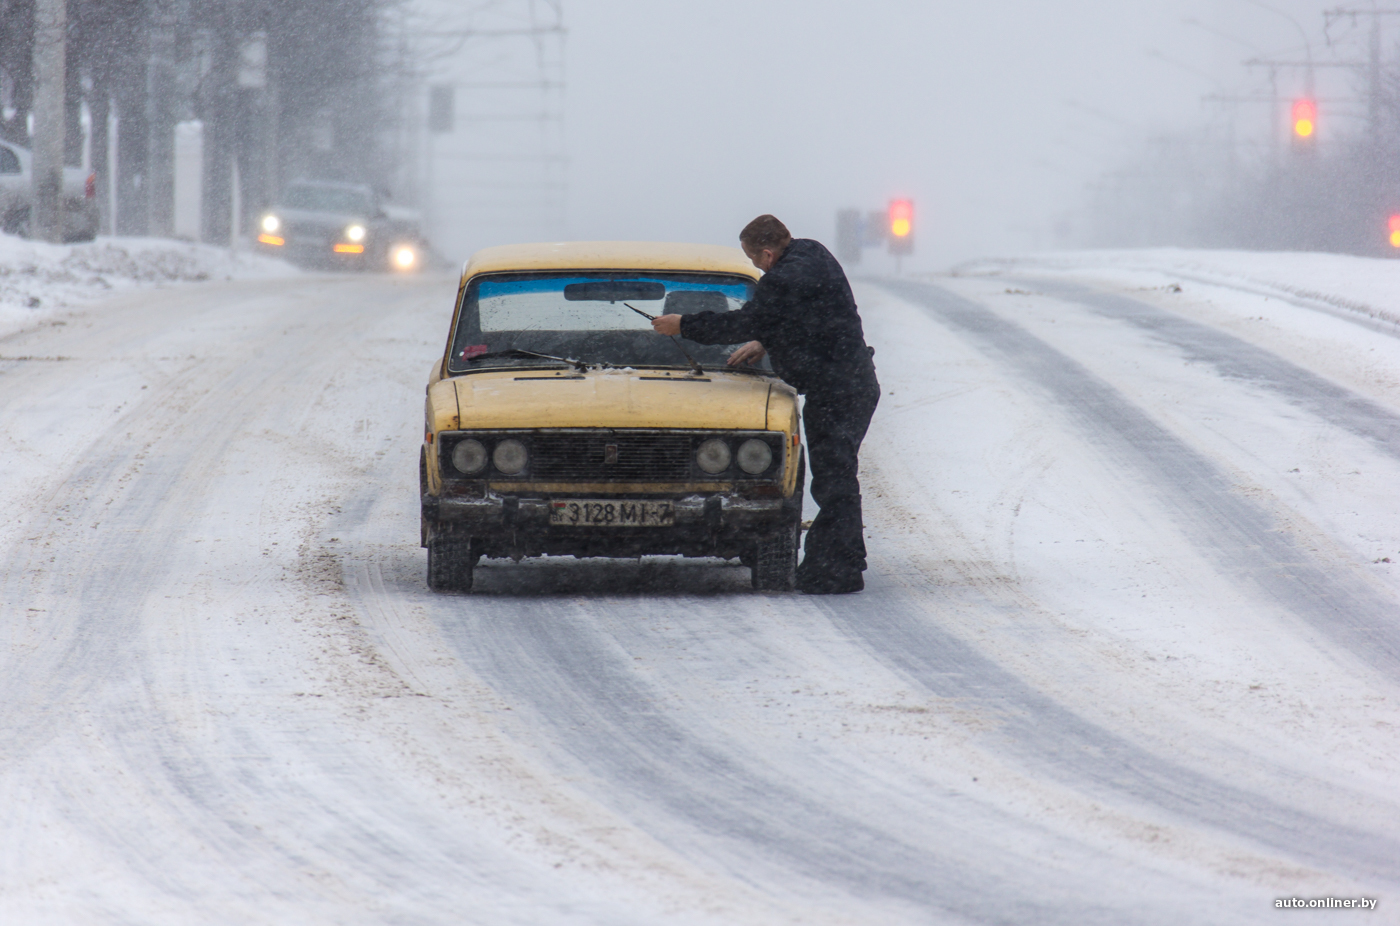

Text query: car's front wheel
(752, 450), (804, 591)
(427, 538), (475, 591)
(751, 523), (798, 591)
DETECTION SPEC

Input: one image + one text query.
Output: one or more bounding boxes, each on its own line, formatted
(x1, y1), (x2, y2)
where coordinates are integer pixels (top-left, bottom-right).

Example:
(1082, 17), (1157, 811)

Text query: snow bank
(953, 248), (1400, 328)
(0, 232), (298, 338)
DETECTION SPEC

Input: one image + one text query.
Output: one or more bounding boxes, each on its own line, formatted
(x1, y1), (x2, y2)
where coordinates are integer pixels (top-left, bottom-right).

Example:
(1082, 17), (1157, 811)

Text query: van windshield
(283, 185), (372, 215)
(448, 272), (765, 373)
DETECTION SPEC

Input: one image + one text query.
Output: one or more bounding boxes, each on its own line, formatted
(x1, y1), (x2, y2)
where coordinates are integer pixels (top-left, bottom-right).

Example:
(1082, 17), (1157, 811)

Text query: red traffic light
(888, 199), (914, 257)
(1292, 98), (1316, 139)
(889, 199), (913, 238)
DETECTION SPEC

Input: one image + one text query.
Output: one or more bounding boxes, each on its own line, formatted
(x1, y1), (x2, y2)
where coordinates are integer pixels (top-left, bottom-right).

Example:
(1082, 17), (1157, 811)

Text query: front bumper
(256, 236), (369, 267)
(422, 490), (793, 560)
(426, 491), (785, 530)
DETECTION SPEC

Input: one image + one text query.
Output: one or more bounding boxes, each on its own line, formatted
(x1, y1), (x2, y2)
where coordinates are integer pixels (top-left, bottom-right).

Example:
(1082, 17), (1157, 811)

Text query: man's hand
(728, 340), (767, 367)
(651, 314), (682, 337)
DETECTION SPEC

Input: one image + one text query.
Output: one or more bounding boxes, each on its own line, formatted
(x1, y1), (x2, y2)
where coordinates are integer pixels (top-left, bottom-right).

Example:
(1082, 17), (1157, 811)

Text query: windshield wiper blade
(464, 348), (588, 372)
(626, 303), (705, 376)
(671, 343), (706, 376)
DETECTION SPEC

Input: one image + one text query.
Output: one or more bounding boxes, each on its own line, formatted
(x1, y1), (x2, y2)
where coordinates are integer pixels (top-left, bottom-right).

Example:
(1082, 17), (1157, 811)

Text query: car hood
(447, 368), (777, 431)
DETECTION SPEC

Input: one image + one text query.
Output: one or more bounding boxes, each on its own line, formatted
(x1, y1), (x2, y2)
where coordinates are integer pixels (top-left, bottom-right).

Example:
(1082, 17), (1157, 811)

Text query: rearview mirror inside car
(563, 281), (666, 302)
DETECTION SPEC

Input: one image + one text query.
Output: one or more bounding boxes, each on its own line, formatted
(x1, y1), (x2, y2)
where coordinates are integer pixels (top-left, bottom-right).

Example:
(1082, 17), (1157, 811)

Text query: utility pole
(145, 0), (177, 237)
(1370, 18), (1382, 137)
(1322, 9), (1400, 143)
(30, 0), (66, 243)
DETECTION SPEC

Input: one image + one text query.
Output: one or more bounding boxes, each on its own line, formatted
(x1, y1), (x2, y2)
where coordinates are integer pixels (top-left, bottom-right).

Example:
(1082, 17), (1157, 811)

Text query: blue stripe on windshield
(479, 276), (750, 300)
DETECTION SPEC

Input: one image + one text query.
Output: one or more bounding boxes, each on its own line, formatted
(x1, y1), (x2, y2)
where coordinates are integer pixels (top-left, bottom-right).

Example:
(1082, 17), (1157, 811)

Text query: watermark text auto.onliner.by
(1275, 897), (1377, 910)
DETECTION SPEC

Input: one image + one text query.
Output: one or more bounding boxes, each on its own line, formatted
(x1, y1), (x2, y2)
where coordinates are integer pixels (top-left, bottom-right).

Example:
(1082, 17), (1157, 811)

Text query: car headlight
(261, 214), (280, 233)
(345, 224), (367, 242)
(393, 245), (417, 270)
(736, 438), (773, 475)
(451, 439), (487, 475)
(492, 438), (528, 475)
(696, 438), (731, 475)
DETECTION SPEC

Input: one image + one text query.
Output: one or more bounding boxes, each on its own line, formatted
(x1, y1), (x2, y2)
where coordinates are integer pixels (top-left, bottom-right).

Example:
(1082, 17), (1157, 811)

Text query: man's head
(739, 214), (792, 272)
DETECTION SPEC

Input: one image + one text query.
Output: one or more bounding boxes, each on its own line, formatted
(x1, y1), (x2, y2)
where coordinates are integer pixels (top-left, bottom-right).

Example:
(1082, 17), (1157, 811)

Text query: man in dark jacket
(651, 215), (880, 593)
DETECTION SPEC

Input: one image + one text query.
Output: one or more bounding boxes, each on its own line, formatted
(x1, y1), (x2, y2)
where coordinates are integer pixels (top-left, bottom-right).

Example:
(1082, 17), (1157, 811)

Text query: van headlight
(345, 223), (367, 242)
(736, 438), (773, 474)
(393, 245), (417, 270)
(492, 439), (528, 475)
(261, 214), (280, 233)
(451, 439), (487, 474)
(696, 438), (731, 475)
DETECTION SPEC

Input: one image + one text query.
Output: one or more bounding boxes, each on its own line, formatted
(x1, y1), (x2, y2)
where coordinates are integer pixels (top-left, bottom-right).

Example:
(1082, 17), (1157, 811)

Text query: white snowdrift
(0, 232), (297, 339)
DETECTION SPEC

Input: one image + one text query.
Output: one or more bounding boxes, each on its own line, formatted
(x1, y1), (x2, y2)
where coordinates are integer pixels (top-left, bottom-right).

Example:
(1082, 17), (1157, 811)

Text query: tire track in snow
(851, 278), (1400, 887)
(0, 286), (310, 760)
(331, 275), (1400, 917)
(2, 278), (592, 924)
(386, 568), (1222, 926)
(331, 406), (1256, 920)
(879, 278), (1400, 681)
(1022, 277), (1400, 461)
(810, 585), (1400, 888)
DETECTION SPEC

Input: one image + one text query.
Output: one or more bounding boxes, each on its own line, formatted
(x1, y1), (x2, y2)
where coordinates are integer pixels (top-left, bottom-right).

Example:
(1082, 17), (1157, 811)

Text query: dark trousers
(799, 379), (880, 578)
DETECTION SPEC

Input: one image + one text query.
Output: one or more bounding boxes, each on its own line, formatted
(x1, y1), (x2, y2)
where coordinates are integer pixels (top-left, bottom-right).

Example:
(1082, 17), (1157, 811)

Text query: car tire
(427, 538), (475, 592)
(751, 448), (803, 591)
(751, 523), (798, 591)
(419, 446), (431, 548)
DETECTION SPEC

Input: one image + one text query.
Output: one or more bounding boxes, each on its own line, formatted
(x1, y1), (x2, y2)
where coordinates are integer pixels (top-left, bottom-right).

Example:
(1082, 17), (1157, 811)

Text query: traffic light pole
(1242, 59), (1359, 162)
(834, 200), (914, 271)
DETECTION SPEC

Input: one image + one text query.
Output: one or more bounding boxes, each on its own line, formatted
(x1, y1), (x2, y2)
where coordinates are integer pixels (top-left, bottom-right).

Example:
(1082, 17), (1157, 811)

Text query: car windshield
(447, 271), (766, 373)
(282, 185), (372, 215)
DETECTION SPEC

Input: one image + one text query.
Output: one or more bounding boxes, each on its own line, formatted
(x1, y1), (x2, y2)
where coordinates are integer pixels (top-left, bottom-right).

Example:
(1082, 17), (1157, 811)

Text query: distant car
(419, 241), (806, 592)
(255, 179), (424, 271)
(0, 140), (99, 242)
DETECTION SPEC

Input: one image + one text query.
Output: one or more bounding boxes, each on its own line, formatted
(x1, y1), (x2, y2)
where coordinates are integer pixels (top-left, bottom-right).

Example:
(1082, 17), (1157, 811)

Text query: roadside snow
(954, 248), (1400, 330)
(0, 233), (297, 339)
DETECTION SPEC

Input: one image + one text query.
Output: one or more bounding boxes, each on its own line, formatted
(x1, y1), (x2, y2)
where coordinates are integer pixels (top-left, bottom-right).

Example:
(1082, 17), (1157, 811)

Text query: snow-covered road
(2, 256), (1397, 923)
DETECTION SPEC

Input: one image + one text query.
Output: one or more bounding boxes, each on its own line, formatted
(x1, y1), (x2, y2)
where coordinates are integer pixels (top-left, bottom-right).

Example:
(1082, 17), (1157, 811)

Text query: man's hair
(739, 214), (792, 252)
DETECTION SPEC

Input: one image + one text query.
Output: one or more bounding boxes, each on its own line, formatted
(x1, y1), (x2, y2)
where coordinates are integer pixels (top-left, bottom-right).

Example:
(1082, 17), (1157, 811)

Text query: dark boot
(796, 567), (864, 594)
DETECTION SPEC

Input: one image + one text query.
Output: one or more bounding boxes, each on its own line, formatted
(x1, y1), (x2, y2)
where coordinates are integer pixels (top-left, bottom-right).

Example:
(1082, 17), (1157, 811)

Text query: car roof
(460, 241), (761, 281)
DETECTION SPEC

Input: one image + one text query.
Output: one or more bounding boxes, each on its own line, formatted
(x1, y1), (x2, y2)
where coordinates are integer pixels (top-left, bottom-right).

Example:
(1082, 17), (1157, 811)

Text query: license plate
(550, 499), (675, 527)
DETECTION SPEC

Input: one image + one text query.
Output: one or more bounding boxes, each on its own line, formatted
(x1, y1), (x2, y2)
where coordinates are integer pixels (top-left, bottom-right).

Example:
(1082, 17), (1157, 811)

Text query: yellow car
(420, 241), (805, 591)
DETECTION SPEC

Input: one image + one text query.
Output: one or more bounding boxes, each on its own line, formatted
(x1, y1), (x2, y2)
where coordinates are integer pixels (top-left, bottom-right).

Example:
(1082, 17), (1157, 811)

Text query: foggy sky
(424, 0), (1360, 270)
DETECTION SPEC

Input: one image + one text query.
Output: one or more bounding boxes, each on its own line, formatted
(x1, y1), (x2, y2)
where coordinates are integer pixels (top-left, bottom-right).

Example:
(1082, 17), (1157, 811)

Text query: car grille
(530, 433), (692, 482)
(289, 221), (330, 239)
